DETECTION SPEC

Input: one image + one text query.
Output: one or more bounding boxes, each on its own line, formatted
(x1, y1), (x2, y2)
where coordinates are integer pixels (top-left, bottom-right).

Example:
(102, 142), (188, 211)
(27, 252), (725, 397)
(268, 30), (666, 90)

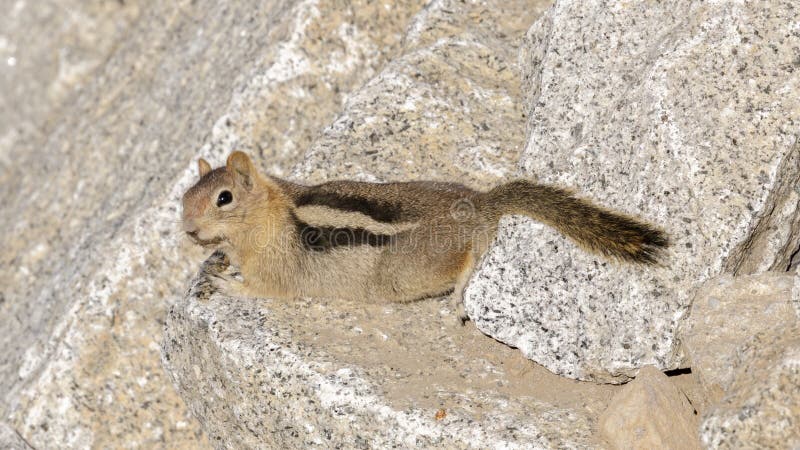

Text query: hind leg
(450, 251), (476, 326)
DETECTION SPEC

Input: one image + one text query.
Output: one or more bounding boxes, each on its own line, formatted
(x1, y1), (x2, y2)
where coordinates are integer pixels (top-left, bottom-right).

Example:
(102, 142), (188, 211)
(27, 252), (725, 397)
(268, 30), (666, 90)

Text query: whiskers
(158, 219), (206, 247)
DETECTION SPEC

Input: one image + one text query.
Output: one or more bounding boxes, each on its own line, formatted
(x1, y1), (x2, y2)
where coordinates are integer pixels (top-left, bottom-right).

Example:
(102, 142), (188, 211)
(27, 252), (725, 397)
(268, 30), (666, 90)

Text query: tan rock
(292, 0), (550, 187)
(684, 272), (798, 403)
(599, 366), (701, 450)
(700, 325), (800, 449)
(162, 251), (605, 448)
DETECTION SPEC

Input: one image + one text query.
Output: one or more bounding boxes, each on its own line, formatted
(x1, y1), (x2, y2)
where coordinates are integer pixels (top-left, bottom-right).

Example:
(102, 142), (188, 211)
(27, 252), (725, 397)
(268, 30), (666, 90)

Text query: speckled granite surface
(0, 0), (142, 175)
(162, 252), (604, 449)
(0, 422), (32, 450)
(5, 0), (798, 446)
(465, 0), (800, 382)
(684, 271), (800, 448)
(291, 0), (550, 186)
(1, 0), (425, 447)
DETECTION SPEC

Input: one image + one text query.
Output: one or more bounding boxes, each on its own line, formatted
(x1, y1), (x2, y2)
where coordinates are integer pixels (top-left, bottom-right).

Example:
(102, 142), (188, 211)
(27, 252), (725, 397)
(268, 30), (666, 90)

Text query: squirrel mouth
(186, 231), (224, 248)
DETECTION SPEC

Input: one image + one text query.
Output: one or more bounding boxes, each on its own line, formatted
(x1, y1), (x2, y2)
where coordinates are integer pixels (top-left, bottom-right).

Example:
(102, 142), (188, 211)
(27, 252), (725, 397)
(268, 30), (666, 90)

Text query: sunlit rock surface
(162, 252), (602, 448)
(684, 272), (798, 403)
(465, 0), (800, 382)
(700, 325), (800, 449)
(599, 366), (700, 450)
(1, 0), (425, 447)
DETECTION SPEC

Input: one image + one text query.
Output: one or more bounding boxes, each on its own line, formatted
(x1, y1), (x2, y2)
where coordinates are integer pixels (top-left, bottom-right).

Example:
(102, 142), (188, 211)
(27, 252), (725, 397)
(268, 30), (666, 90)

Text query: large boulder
(465, 0), (800, 382)
(684, 272), (798, 403)
(162, 252), (603, 448)
(292, 0), (550, 186)
(683, 271), (800, 448)
(700, 325), (800, 448)
(0, 422), (33, 450)
(599, 366), (700, 450)
(0, 0), (425, 447)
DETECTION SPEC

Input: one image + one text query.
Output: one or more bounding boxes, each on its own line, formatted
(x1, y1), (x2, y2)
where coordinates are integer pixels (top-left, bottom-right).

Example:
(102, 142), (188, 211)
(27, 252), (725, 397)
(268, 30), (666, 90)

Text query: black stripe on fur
(290, 212), (393, 252)
(295, 190), (404, 223)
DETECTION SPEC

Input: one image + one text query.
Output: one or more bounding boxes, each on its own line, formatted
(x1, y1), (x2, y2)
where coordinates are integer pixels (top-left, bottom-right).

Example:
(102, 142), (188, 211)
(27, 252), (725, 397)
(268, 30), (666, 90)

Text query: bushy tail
(481, 180), (668, 264)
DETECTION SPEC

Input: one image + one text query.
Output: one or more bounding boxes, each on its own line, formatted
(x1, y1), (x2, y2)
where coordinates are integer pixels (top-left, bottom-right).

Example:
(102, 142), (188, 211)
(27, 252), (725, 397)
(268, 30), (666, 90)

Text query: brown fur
(182, 152), (669, 320)
(481, 181), (669, 264)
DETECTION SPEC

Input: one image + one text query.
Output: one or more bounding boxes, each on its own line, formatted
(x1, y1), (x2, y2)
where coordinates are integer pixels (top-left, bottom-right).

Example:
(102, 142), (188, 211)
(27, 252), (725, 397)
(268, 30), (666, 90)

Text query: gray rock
(0, 0), (142, 176)
(700, 325), (800, 449)
(599, 366), (700, 450)
(0, 422), (33, 450)
(793, 268), (800, 319)
(465, 0), (800, 382)
(162, 252), (603, 449)
(1, 0), (425, 447)
(684, 272), (798, 403)
(291, 0), (550, 187)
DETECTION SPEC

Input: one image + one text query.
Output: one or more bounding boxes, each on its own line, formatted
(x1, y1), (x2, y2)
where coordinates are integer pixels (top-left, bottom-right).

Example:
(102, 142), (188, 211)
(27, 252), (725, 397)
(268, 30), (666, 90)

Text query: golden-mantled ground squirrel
(182, 151), (668, 322)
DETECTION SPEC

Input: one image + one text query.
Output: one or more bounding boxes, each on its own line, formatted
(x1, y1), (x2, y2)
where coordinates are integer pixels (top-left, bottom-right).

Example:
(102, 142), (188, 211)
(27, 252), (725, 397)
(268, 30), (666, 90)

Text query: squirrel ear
(226, 151), (254, 189)
(198, 158), (211, 177)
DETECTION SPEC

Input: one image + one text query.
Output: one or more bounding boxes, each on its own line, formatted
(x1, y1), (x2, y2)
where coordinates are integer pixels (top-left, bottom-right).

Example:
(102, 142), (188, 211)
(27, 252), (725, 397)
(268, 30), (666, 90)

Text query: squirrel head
(181, 151), (277, 247)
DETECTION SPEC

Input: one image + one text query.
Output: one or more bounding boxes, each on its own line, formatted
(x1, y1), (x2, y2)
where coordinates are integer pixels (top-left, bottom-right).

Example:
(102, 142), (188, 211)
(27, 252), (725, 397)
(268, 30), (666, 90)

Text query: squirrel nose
(183, 218), (198, 233)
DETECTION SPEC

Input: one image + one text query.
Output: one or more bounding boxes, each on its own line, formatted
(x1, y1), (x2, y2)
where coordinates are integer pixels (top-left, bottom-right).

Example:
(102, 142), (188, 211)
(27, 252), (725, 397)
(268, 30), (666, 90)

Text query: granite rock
(795, 268), (800, 319)
(196, 0), (428, 176)
(162, 252), (606, 449)
(1, 0), (425, 447)
(684, 272), (799, 403)
(291, 0), (550, 187)
(0, 422), (32, 450)
(700, 325), (800, 449)
(0, 0), (142, 178)
(6, 0), (796, 447)
(465, 0), (800, 382)
(599, 366), (700, 450)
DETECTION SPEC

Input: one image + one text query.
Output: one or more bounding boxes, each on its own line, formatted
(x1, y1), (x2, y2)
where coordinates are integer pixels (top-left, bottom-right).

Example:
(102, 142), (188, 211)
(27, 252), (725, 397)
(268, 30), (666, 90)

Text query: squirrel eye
(216, 190), (233, 207)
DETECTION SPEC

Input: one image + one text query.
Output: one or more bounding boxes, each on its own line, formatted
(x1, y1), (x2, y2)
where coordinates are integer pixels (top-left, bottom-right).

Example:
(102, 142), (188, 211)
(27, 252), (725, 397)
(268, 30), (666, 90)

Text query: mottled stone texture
(599, 366), (700, 450)
(465, 0), (800, 382)
(292, 0), (550, 187)
(684, 273), (798, 403)
(700, 325), (800, 449)
(163, 252), (601, 449)
(6, 0), (799, 447)
(687, 272), (800, 449)
(0, 0), (142, 172)
(0, 422), (32, 450)
(1, 0), (425, 447)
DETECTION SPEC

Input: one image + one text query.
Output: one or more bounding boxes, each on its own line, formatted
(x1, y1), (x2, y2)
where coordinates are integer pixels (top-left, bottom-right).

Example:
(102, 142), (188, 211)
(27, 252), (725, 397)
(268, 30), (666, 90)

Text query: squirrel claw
(451, 297), (470, 327)
(208, 271), (245, 298)
(200, 250), (246, 298)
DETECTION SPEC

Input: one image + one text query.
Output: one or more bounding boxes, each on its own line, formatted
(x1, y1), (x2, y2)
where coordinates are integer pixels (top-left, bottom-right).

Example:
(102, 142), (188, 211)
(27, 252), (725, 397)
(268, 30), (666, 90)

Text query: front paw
(208, 265), (245, 297)
(199, 250), (246, 298)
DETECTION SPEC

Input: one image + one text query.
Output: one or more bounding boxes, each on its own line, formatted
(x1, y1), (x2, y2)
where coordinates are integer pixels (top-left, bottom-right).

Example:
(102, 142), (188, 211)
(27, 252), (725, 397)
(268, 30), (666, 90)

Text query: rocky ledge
(162, 252), (608, 448)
